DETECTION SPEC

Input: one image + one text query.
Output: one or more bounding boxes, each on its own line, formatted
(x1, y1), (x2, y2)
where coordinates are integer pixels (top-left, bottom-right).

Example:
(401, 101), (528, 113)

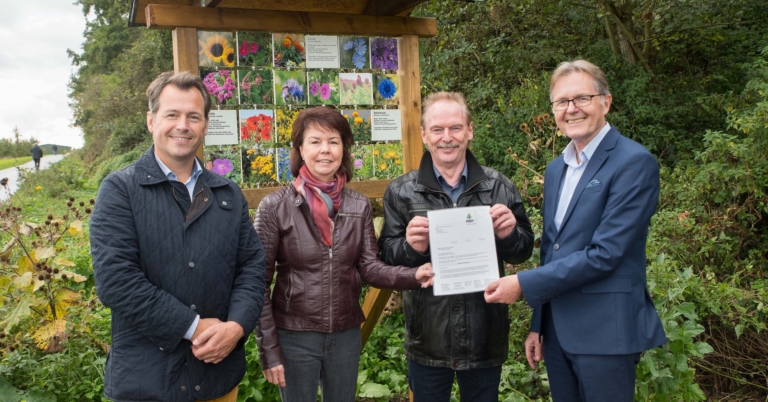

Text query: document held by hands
(428, 206), (499, 296)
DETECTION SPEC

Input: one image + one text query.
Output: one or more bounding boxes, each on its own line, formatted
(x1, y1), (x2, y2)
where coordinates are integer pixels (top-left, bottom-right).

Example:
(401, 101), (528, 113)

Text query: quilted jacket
(378, 150), (534, 369)
(91, 147), (266, 402)
(253, 185), (422, 369)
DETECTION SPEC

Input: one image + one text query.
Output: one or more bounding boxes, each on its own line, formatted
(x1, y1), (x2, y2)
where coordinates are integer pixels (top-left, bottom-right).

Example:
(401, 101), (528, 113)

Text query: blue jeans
(277, 326), (361, 402)
(407, 359), (501, 402)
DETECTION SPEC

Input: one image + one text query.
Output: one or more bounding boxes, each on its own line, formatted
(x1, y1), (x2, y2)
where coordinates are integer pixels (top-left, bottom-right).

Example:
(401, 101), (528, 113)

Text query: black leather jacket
(379, 151), (534, 369)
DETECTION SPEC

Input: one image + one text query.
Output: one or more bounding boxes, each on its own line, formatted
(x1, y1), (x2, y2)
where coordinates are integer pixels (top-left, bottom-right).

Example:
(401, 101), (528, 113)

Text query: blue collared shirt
(433, 161), (468, 204)
(154, 154), (204, 201)
(554, 123), (611, 230)
(154, 153), (203, 339)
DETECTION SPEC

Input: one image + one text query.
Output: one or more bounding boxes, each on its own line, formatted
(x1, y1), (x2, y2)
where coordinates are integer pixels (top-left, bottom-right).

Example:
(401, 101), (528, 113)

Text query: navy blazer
(518, 127), (667, 355)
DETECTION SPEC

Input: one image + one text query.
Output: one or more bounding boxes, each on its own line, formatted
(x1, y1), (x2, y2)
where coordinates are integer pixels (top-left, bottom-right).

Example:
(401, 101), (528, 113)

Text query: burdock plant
(0, 188), (93, 354)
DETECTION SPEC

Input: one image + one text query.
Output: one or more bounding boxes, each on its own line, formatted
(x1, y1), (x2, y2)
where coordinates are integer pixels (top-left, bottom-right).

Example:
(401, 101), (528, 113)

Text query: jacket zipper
(328, 247), (333, 331)
(285, 268), (293, 312)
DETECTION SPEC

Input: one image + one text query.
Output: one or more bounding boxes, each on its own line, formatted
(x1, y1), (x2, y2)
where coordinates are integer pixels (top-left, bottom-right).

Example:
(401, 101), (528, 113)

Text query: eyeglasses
(550, 94), (604, 111)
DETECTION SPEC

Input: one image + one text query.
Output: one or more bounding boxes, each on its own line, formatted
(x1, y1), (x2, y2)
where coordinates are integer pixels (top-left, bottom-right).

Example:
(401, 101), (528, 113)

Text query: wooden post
(359, 35), (423, 351)
(398, 34), (424, 172)
(172, 26), (204, 163)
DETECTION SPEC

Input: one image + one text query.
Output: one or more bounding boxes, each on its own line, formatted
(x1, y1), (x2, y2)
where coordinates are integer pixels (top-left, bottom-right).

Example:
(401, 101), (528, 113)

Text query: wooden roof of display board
(130, 0), (435, 36)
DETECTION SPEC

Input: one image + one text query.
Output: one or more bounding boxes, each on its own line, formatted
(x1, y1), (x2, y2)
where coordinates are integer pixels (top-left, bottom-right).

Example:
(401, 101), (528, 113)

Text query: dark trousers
(407, 359), (501, 402)
(542, 305), (640, 402)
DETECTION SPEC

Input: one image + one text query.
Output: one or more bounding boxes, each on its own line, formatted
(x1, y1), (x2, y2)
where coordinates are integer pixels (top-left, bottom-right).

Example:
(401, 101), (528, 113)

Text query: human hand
(191, 321), (244, 364)
(489, 204), (517, 239)
(415, 262), (435, 288)
(191, 317), (221, 341)
(263, 364), (286, 388)
(484, 274), (523, 305)
(525, 332), (543, 369)
(406, 216), (430, 253)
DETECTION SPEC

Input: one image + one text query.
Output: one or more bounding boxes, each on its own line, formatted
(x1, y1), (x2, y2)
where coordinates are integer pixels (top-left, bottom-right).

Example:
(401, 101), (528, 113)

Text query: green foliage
(69, 0), (172, 162)
(90, 147), (145, 187)
(358, 310), (410, 398)
(17, 154), (88, 199)
(0, 155), (108, 402)
(237, 337), (281, 402)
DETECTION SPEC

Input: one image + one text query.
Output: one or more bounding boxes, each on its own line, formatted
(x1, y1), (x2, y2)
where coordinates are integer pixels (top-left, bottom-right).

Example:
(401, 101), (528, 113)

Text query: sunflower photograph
(198, 31), (235, 67)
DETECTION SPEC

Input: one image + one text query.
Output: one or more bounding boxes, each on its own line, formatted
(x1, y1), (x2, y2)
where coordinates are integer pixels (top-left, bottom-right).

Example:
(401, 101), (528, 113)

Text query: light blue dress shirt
(554, 123), (611, 231)
(154, 153), (204, 340)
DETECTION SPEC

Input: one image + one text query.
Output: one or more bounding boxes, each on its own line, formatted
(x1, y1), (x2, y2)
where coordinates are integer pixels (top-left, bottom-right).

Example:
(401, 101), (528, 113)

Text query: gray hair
(421, 91), (472, 127)
(550, 60), (611, 102)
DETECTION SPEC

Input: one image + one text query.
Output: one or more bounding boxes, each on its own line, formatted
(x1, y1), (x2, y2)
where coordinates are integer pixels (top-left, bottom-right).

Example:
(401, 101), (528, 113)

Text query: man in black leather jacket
(379, 91), (534, 401)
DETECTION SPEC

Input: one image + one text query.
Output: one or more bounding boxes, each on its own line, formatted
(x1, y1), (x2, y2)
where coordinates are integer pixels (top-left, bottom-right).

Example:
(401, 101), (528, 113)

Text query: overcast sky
(0, 0), (86, 148)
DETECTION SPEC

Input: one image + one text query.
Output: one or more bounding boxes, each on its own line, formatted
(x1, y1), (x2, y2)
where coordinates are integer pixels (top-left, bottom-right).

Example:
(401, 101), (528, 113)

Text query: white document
(428, 206), (498, 296)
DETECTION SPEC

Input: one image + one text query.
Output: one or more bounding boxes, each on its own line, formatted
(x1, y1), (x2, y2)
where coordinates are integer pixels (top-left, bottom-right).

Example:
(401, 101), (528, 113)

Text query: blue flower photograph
(374, 73), (399, 106)
(340, 36), (370, 69)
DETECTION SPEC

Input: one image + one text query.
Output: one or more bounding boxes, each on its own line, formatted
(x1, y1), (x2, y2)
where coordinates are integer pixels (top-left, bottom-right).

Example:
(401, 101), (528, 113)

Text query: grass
(0, 156), (32, 170)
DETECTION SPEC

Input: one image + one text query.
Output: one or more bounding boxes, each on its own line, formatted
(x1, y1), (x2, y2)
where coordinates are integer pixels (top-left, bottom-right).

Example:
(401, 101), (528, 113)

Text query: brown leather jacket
(253, 184), (421, 369)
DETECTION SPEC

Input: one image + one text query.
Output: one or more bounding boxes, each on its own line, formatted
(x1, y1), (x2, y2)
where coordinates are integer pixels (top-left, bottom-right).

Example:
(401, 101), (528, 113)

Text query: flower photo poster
(196, 30), (403, 185)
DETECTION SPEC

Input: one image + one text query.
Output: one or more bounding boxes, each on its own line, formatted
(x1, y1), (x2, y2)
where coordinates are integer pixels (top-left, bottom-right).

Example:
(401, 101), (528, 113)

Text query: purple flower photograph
(274, 70), (306, 106)
(201, 69), (238, 106)
(371, 38), (398, 70)
(307, 71), (339, 105)
(204, 145), (242, 183)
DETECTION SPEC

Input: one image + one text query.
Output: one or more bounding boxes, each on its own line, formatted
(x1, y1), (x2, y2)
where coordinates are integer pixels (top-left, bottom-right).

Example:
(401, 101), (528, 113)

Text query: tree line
(0, 127), (38, 159)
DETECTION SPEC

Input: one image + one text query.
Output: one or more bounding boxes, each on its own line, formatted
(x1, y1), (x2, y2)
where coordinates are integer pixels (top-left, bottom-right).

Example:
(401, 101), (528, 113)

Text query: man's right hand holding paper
(406, 216), (430, 253)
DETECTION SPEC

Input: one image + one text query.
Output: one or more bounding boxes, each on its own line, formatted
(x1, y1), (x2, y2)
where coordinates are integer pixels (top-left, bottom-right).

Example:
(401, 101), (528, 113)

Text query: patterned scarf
(293, 164), (347, 246)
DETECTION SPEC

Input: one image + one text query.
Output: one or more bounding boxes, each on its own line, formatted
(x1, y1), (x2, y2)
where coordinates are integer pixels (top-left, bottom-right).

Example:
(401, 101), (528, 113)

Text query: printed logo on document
(465, 213), (475, 224)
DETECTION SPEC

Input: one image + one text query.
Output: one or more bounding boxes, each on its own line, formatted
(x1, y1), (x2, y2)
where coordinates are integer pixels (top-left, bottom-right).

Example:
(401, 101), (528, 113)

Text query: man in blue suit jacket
(484, 60), (666, 401)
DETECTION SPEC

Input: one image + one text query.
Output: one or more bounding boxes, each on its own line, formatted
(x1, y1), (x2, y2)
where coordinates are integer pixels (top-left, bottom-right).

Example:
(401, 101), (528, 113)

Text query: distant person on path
(90, 71), (267, 402)
(484, 59), (667, 401)
(254, 107), (434, 401)
(51, 144), (58, 155)
(30, 143), (43, 170)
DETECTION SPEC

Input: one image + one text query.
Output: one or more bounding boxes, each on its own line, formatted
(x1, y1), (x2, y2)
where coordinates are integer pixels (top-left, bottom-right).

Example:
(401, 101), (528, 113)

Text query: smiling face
(550, 71), (612, 150)
(300, 125), (343, 182)
(421, 100), (473, 172)
(147, 85), (208, 170)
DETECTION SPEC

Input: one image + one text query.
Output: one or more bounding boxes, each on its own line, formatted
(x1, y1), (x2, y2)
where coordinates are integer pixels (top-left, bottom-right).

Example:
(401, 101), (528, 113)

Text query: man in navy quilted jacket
(90, 71), (266, 402)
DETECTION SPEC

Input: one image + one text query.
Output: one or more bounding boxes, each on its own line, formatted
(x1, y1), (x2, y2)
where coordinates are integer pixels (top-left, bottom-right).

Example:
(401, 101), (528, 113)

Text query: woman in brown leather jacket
(253, 107), (433, 401)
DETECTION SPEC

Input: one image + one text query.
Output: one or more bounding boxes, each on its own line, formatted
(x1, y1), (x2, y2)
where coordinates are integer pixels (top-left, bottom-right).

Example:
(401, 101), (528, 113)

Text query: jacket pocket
(581, 276), (631, 293)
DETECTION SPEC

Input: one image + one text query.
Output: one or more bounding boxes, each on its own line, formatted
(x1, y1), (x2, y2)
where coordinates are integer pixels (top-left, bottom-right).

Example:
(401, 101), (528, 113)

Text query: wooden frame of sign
(140, 2), (435, 355)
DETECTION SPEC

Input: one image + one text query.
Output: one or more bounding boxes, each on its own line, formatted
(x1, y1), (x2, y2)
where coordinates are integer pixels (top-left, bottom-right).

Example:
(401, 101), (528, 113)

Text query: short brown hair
(146, 71), (211, 119)
(421, 91), (472, 127)
(289, 107), (354, 180)
(549, 60), (611, 100)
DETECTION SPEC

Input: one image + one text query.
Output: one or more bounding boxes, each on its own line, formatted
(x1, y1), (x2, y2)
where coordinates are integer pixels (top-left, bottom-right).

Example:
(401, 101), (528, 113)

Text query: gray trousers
(277, 326), (361, 402)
